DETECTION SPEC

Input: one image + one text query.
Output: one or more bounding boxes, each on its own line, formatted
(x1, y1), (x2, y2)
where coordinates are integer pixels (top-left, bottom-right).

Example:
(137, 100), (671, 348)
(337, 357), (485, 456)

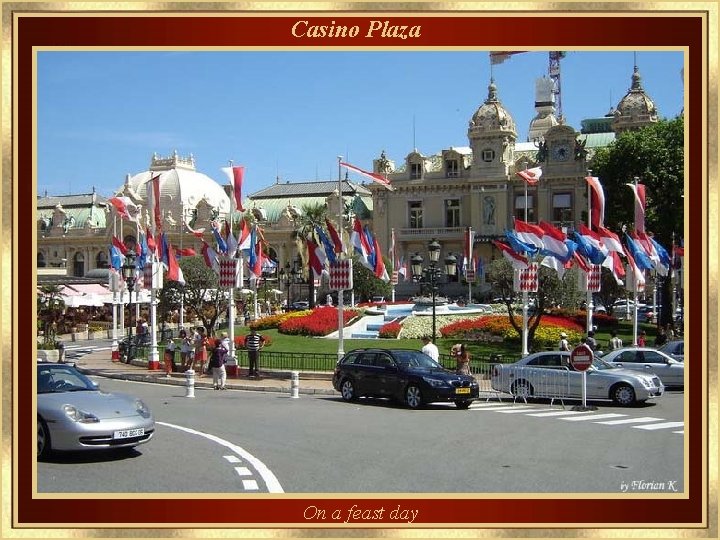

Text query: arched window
(37, 252), (46, 268)
(96, 251), (109, 269)
(73, 252), (85, 277)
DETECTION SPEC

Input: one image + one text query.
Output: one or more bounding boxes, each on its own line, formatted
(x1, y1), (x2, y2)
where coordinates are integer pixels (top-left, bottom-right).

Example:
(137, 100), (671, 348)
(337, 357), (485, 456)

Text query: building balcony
(397, 227), (466, 240)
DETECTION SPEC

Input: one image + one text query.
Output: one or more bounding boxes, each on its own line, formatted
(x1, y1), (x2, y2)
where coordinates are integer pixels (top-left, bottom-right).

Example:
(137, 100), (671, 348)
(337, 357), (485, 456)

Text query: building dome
(468, 79), (517, 139)
(116, 151), (231, 227)
(612, 65), (658, 133)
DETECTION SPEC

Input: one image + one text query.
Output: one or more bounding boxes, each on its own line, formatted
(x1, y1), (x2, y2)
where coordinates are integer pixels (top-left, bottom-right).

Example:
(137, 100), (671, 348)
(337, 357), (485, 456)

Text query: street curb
(77, 368), (338, 396)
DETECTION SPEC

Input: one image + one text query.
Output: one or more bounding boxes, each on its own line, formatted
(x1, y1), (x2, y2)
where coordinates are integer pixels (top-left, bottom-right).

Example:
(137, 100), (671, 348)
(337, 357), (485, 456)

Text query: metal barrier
(489, 365), (572, 407)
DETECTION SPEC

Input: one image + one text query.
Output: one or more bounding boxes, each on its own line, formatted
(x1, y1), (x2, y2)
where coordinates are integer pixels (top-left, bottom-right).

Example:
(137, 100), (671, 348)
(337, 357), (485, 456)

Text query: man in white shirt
(421, 336), (439, 361)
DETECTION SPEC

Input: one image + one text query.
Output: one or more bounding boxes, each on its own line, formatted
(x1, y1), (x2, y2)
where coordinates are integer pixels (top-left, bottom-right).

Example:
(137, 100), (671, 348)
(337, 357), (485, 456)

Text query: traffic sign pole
(570, 343), (598, 411)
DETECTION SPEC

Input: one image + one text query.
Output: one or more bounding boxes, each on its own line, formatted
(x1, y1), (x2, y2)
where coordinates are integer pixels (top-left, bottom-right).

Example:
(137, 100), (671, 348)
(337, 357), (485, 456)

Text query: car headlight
(135, 399), (151, 418)
(422, 377), (448, 388)
(62, 404), (100, 423)
(640, 378), (653, 388)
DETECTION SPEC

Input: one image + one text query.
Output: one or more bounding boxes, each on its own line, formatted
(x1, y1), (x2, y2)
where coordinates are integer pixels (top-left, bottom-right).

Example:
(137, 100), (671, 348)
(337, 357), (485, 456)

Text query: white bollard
(290, 371), (300, 399)
(185, 369), (195, 398)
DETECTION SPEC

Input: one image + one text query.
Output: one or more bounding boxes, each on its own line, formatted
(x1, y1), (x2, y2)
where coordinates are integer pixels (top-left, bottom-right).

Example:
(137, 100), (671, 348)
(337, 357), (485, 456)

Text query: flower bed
(378, 321), (402, 338)
(279, 306), (360, 337)
(250, 310), (311, 331)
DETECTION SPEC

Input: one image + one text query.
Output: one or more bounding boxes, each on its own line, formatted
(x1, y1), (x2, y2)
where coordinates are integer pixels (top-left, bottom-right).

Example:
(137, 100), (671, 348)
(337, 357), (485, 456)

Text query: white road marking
(234, 467), (252, 476)
(242, 480), (259, 490)
(471, 405), (536, 411)
(496, 408), (556, 414)
(157, 421), (283, 493)
(560, 413), (626, 422)
(673, 430), (684, 434)
(633, 421), (685, 431)
(595, 416), (664, 425)
(224, 455), (241, 463)
(472, 402), (511, 408)
(526, 410), (594, 417)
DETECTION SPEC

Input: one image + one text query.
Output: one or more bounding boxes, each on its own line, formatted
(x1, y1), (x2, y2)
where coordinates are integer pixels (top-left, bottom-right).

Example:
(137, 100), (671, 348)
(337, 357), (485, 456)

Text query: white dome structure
(116, 151), (231, 229)
(468, 79), (517, 138)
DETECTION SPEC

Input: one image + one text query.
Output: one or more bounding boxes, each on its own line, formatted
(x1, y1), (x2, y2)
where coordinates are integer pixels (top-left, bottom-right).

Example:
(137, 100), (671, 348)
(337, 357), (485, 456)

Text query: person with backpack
(209, 333), (228, 390)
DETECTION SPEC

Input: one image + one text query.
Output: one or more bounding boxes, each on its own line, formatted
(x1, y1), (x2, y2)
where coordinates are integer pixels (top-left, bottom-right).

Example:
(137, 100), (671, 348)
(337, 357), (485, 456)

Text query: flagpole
(522, 164), (529, 357)
(337, 155), (345, 361)
(179, 203), (185, 329)
(390, 228), (396, 303)
(120, 217), (126, 336)
(467, 227), (473, 304)
(227, 160), (236, 371)
(632, 176), (640, 345)
(148, 209), (159, 371)
(111, 212), (119, 359)
(586, 169), (594, 335)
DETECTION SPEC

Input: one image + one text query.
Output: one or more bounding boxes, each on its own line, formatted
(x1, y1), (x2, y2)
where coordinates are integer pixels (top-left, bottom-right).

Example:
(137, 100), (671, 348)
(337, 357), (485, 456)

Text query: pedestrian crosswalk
(469, 401), (683, 433)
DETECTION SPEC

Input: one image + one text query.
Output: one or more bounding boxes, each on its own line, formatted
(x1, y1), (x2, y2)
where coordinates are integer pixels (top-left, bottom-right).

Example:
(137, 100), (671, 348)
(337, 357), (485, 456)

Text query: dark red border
(18, 12), (705, 527)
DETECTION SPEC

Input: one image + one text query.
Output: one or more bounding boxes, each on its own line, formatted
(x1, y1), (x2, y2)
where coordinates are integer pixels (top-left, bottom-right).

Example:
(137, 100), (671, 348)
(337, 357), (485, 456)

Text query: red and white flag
(463, 227), (475, 275)
(238, 219), (252, 251)
(596, 226), (625, 254)
(340, 161), (393, 189)
(602, 250), (626, 286)
(221, 165), (246, 212)
(112, 235), (128, 255)
(586, 176), (605, 229)
(108, 197), (139, 222)
(146, 174), (163, 234)
(372, 234), (389, 282)
(490, 51), (526, 65)
(493, 240), (528, 270)
(306, 237), (327, 279)
(626, 182), (646, 233)
(516, 167), (543, 186)
(514, 218), (545, 250)
(166, 242), (185, 285)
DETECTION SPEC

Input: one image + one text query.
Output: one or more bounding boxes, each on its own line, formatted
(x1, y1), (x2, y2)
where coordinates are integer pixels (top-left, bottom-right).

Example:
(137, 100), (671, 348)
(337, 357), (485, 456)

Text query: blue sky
(37, 50), (684, 199)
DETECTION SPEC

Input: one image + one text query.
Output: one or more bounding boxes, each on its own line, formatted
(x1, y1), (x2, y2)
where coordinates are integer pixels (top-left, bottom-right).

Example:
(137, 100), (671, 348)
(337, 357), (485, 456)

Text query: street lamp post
(121, 251), (137, 355)
(410, 239), (456, 342)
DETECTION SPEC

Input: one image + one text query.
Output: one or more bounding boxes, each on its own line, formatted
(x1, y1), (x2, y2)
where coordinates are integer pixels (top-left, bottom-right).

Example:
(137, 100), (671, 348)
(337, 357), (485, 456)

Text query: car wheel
(405, 385), (423, 409)
(340, 379), (356, 402)
(611, 384), (636, 406)
(511, 380), (534, 398)
(37, 417), (51, 458)
(455, 400), (472, 410)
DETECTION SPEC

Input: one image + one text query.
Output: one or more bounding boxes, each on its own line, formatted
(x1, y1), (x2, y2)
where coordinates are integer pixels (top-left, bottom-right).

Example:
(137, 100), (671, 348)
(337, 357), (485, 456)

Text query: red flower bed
(441, 314), (584, 339)
(378, 321), (401, 338)
(279, 306), (358, 336)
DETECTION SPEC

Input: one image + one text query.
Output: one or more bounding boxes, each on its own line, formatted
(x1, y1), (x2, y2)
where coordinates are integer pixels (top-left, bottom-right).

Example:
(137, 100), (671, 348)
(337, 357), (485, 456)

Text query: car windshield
(37, 365), (97, 394)
(393, 351), (442, 369)
(590, 357), (620, 371)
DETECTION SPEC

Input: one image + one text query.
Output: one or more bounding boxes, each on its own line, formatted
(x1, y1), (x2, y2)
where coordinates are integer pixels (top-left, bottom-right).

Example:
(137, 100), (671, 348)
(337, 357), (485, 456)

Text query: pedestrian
(163, 335), (176, 376)
(585, 330), (598, 351)
(609, 330), (623, 350)
(654, 327), (668, 347)
(209, 335), (228, 390)
(179, 328), (193, 370)
(193, 326), (209, 375)
(244, 327), (265, 378)
(452, 343), (471, 375)
(638, 330), (647, 347)
(558, 332), (570, 351)
(420, 336), (439, 361)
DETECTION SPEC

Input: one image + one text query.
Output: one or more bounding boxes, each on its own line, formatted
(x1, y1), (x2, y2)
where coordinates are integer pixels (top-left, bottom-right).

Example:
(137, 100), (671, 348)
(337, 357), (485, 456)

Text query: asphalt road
(37, 376), (684, 494)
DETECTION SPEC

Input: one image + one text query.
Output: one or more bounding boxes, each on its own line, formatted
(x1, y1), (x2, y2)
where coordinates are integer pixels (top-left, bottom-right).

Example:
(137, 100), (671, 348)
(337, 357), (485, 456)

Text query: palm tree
(292, 203), (329, 308)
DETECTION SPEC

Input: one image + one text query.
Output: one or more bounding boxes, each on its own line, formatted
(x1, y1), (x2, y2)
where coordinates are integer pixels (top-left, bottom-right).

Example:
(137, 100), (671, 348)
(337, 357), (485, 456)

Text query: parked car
(37, 362), (155, 458)
(332, 348), (479, 409)
(611, 300), (647, 318)
(490, 351), (664, 406)
(118, 332), (151, 363)
(289, 301), (310, 311)
(658, 340), (684, 362)
(601, 347), (684, 388)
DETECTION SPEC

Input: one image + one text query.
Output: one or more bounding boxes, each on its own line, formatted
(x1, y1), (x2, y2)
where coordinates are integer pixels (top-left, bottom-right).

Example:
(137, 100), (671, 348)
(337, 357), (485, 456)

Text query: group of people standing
(165, 326), (265, 388)
(421, 336), (471, 376)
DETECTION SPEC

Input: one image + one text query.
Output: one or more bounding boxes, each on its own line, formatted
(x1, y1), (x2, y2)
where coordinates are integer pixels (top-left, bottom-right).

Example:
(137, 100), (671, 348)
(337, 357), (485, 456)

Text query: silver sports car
(37, 362), (154, 457)
(490, 351), (664, 406)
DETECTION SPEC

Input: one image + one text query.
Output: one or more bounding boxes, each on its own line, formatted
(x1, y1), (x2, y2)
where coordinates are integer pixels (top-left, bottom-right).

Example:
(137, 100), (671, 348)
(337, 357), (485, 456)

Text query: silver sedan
(490, 351), (664, 406)
(601, 347), (684, 388)
(37, 362), (155, 457)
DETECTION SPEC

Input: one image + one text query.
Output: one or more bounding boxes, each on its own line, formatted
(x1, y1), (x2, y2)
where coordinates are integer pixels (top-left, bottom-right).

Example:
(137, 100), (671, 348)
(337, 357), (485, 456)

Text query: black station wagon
(332, 348), (479, 409)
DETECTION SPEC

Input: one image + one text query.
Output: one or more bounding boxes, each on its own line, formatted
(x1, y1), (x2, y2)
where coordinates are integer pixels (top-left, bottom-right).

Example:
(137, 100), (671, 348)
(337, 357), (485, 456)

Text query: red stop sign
(570, 344), (594, 371)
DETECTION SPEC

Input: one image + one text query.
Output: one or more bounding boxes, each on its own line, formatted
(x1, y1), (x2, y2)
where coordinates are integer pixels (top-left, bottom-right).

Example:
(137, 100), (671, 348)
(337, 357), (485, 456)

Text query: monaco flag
(516, 166), (543, 186)
(340, 161), (393, 189)
(221, 165), (246, 212)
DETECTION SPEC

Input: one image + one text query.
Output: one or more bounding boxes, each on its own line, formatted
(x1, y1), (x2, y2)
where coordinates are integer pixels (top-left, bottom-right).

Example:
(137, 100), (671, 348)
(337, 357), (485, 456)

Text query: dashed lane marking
(224, 455), (241, 463)
(470, 405), (537, 411)
(633, 421), (685, 431)
(235, 467), (252, 476)
(495, 407), (557, 414)
(526, 410), (595, 417)
(157, 421), (284, 493)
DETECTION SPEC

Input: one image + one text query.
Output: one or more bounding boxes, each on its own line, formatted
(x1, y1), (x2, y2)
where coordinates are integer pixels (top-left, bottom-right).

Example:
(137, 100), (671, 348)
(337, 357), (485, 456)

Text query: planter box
(37, 349), (59, 362)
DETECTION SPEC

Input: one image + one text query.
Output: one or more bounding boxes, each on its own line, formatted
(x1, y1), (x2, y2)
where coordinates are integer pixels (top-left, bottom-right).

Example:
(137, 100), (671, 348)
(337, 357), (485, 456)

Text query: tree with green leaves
(292, 202), (329, 308)
(37, 284), (66, 346)
(350, 253), (393, 302)
(591, 116), (684, 328)
(178, 256), (228, 336)
(486, 258), (582, 347)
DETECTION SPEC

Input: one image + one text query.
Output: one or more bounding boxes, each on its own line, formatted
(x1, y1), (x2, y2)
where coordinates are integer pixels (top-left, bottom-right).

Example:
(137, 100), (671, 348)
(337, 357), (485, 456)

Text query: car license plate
(455, 387), (471, 395)
(113, 428), (144, 439)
